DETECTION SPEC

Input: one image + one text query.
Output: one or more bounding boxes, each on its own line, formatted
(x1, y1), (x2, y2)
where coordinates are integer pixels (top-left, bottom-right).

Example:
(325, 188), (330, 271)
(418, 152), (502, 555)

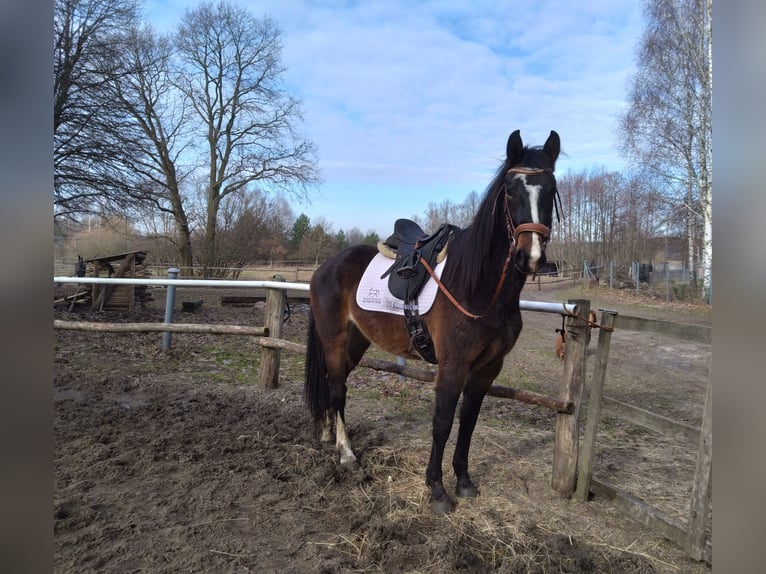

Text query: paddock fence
(575, 310), (712, 563)
(53, 274), (712, 561)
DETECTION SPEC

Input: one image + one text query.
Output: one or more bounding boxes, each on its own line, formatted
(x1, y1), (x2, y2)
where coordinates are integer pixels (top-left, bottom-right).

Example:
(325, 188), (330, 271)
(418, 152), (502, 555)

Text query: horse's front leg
(452, 385), (488, 498)
(426, 385), (461, 514)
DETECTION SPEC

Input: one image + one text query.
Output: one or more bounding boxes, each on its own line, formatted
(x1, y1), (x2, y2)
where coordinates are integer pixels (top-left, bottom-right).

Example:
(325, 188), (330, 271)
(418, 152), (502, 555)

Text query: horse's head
(503, 129), (560, 274)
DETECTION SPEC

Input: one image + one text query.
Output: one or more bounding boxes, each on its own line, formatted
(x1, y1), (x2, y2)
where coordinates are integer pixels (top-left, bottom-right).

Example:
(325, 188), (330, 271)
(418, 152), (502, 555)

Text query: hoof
(333, 460), (369, 484)
(338, 455), (357, 469)
(430, 496), (456, 514)
(456, 483), (479, 498)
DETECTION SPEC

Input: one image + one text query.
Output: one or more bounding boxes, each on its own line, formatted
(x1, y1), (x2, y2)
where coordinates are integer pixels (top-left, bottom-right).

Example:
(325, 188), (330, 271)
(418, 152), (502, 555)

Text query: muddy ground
(54, 278), (712, 573)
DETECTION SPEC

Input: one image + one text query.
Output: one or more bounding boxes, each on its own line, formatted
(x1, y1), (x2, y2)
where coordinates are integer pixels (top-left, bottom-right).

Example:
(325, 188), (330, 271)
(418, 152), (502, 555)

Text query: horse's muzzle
(513, 224), (550, 274)
(513, 246), (547, 274)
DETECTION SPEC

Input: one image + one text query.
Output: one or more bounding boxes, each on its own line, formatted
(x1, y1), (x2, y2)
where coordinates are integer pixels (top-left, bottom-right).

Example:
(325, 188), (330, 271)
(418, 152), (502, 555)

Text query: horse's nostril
(514, 249), (527, 268)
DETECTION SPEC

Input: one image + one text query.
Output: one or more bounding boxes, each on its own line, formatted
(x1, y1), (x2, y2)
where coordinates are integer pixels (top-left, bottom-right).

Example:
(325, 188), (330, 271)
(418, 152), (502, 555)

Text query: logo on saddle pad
(356, 253), (446, 315)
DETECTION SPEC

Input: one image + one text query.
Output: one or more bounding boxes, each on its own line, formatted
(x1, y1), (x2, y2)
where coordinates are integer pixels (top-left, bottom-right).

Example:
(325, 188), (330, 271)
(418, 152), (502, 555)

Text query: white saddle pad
(356, 252), (446, 316)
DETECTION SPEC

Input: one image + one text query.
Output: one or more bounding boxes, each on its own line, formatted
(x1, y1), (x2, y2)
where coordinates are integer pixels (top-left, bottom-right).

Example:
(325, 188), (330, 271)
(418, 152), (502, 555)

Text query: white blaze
(516, 174), (543, 265)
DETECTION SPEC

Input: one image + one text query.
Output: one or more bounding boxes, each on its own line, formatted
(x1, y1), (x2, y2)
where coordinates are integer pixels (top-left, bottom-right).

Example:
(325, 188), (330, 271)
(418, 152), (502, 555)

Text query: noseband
(513, 222), (551, 244)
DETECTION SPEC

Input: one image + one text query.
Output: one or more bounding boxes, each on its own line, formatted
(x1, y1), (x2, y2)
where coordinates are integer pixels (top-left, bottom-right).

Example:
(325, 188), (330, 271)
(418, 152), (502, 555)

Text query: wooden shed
(87, 250), (152, 311)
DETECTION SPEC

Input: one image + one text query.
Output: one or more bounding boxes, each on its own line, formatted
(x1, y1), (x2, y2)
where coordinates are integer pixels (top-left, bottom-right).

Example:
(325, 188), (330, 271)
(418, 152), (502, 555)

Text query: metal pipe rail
(53, 276), (578, 316)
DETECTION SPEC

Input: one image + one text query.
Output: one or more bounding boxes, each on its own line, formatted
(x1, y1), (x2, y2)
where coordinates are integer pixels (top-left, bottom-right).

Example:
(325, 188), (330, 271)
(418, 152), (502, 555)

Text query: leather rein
(420, 166), (557, 320)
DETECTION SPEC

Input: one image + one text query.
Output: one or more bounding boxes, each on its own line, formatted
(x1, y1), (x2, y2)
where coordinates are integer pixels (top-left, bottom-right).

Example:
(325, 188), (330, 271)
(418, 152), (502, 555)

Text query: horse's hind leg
(326, 324), (370, 467)
(323, 372), (355, 466)
(320, 411), (333, 443)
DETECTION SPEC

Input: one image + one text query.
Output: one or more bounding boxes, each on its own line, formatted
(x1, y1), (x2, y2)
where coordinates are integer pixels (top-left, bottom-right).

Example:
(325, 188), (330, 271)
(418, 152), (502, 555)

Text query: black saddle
(382, 218), (436, 254)
(379, 219), (457, 363)
(381, 219), (455, 298)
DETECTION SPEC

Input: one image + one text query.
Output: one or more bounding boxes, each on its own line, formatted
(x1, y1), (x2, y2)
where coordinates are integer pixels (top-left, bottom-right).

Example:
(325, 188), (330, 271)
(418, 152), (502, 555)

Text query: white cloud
(143, 0), (644, 235)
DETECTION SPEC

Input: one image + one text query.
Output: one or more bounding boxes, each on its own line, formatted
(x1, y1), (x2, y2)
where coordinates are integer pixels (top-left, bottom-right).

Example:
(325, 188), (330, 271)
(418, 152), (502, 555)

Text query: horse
(304, 129), (561, 513)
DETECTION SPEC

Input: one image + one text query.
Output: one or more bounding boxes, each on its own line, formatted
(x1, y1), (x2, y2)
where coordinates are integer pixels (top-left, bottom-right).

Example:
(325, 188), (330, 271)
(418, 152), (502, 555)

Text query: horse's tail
(304, 308), (330, 426)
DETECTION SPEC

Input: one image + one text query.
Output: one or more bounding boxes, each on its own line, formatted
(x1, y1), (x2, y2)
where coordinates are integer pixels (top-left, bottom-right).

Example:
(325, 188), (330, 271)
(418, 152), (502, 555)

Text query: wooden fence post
(575, 309), (617, 501)
(687, 360), (712, 560)
(552, 298), (590, 497)
(258, 281), (286, 389)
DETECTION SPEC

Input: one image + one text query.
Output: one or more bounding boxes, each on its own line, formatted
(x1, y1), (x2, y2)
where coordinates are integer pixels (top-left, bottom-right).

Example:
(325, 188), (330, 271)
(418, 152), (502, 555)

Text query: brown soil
(54, 278), (712, 573)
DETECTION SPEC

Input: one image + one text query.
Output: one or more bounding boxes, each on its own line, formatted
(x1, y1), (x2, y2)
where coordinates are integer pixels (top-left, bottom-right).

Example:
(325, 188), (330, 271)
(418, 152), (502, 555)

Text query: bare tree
(299, 218), (335, 264)
(107, 25), (195, 270)
(619, 0), (712, 299)
(174, 1), (320, 277)
(345, 227), (365, 246)
(54, 0), (139, 219)
(546, 169), (668, 279)
(414, 191), (480, 234)
(211, 189), (293, 277)
(457, 190), (482, 227)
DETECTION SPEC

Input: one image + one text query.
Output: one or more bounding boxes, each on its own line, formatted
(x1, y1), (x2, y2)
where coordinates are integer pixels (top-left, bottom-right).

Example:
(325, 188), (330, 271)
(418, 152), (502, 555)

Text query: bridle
(419, 164), (561, 320)
(503, 166), (559, 245)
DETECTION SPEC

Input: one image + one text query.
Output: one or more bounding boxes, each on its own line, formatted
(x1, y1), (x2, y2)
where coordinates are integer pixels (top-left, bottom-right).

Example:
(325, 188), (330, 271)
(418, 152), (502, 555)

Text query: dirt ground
(54, 277), (712, 573)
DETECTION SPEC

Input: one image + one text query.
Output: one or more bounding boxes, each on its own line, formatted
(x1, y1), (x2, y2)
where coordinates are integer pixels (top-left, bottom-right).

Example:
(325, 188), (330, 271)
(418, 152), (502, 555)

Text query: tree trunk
(700, 0), (713, 302)
(176, 219), (194, 273)
(167, 181), (194, 274)
(686, 183), (696, 292)
(203, 217), (217, 279)
(203, 187), (220, 279)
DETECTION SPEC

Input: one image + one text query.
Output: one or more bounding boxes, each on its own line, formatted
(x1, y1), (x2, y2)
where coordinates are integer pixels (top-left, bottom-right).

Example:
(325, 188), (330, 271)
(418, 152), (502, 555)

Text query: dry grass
(305, 422), (699, 573)
(210, 280), (710, 572)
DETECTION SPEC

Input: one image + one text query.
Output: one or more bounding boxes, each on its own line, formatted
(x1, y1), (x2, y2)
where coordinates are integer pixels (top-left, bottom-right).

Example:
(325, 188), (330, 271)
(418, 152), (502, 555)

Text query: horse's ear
(506, 130), (523, 165)
(543, 130), (560, 166)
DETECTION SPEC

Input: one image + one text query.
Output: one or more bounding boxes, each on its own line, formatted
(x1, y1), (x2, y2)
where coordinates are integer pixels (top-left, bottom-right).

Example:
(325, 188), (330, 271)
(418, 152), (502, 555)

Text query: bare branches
(54, 0), (320, 277)
(618, 0), (712, 298)
(174, 1), (320, 275)
(54, 0), (140, 218)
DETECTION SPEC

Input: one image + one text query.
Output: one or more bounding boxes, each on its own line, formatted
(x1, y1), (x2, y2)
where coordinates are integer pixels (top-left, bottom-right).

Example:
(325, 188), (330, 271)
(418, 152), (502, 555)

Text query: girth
(380, 219), (457, 364)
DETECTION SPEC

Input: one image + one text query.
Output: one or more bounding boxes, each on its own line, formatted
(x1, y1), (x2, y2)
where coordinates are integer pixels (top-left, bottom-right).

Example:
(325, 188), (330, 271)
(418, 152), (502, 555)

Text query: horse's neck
(478, 237), (515, 283)
(446, 231), (522, 307)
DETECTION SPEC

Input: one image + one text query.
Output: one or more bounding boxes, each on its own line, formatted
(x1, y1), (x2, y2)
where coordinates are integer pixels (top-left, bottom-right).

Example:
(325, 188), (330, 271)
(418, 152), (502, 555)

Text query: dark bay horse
(305, 129), (561, 513)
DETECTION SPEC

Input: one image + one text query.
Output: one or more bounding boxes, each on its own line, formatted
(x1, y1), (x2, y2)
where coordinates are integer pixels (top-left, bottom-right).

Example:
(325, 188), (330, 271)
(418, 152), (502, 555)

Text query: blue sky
(144, 0), (643, 238)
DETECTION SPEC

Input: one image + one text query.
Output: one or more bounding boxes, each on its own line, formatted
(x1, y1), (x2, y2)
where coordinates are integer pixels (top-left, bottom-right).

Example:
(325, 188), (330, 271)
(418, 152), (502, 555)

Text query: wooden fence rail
(53, 319), (269, 337)
(575, 310), (712, 563)
(258, 336), (574, 413)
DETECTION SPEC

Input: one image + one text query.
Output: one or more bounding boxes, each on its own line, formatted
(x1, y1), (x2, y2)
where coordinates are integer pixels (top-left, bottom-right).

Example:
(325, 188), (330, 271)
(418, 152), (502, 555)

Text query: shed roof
(86, 250), (147, 264)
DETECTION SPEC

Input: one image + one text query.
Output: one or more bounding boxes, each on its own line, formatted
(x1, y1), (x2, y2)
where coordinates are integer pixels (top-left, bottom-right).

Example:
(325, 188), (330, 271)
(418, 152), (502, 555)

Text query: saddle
(378, 219), (457, 364)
